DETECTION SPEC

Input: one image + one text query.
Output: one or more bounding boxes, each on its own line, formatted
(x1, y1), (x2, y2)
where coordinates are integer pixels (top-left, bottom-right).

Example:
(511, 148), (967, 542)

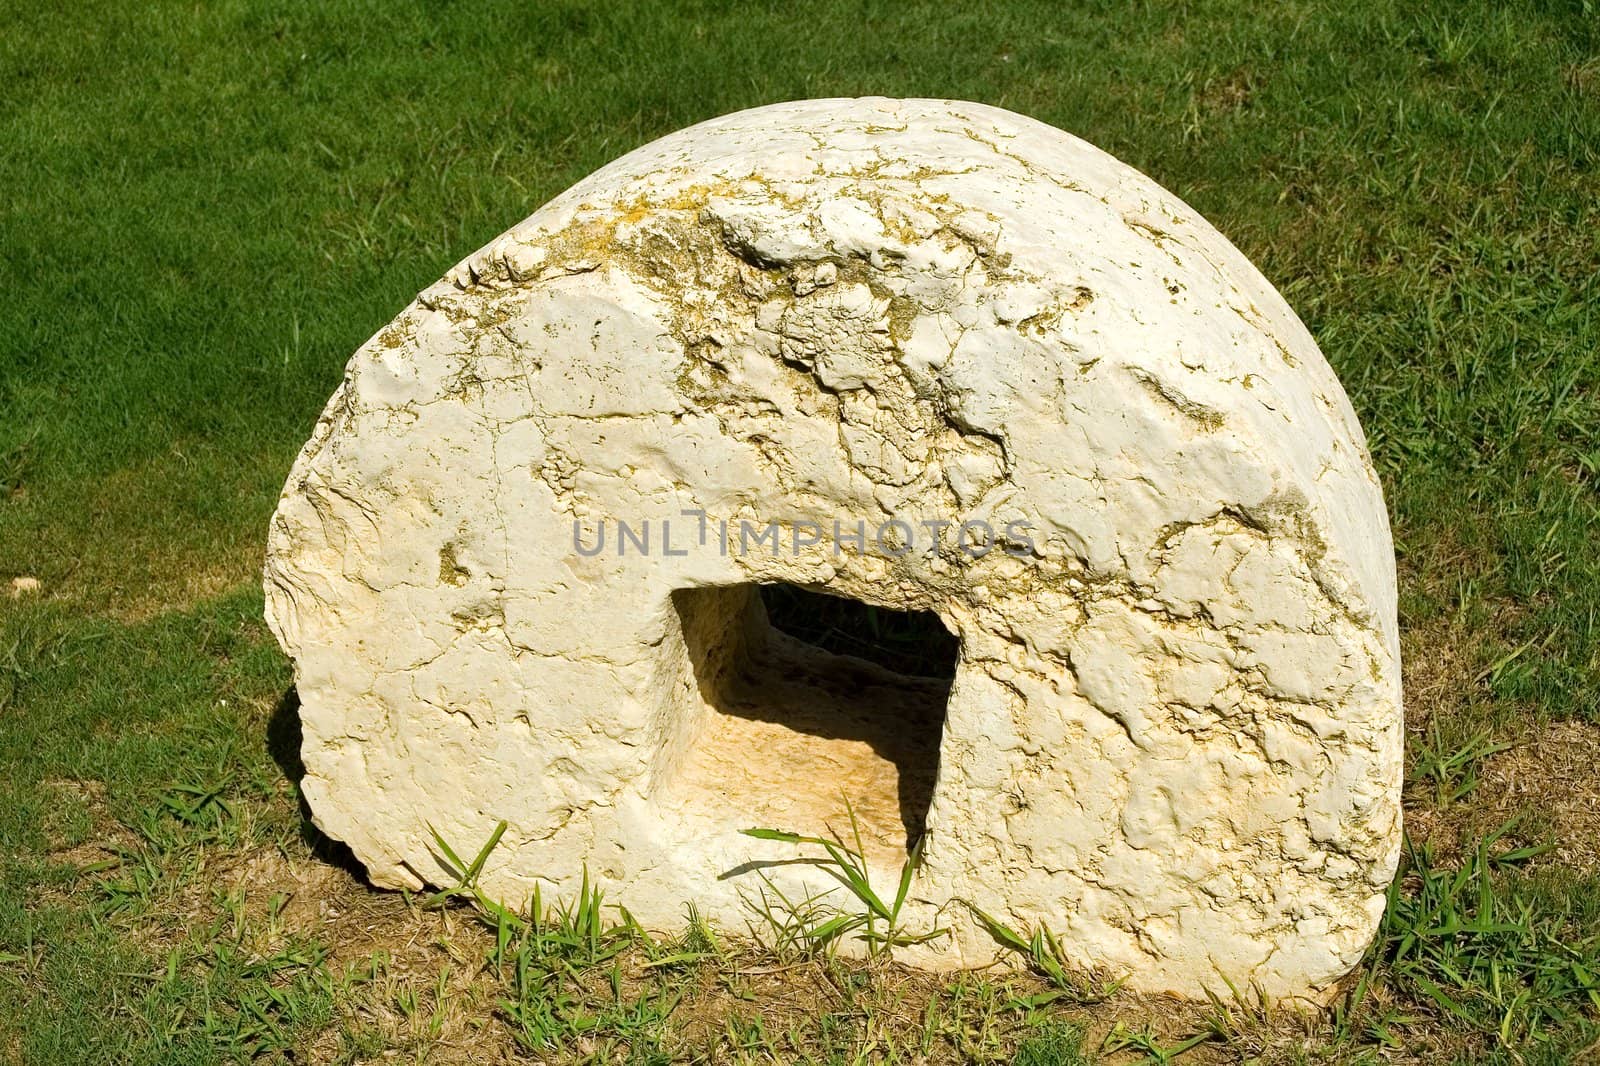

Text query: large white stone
(265, 97), (1402, 1000)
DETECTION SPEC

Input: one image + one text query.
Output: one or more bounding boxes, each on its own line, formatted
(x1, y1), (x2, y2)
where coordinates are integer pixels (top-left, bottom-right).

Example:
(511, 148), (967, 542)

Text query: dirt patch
(1392, 553), (1559, 864)
(1196, 68), (1257, 115)
(1567, 57), (1600, 94)
(38, 778), (140, 877)
(1405, 715), (1600, 871)
(1399, 624), (1479, 737)
(1476, 719), (1600, 871)
(164, 844), (522, 1063)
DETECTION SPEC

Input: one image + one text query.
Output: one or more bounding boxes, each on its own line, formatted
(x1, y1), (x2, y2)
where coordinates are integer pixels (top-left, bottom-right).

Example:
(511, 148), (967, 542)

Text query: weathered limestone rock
(265, 98), (1402, 1000)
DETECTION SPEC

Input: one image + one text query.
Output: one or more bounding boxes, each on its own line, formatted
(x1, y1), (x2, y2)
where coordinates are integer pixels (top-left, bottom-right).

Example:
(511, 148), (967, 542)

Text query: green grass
(3, 0), (1600, 1061)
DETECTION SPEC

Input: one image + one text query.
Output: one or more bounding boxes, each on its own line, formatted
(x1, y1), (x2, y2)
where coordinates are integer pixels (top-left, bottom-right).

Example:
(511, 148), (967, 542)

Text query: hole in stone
(667, 583), (958, 866)
(759, 584), (961, 679)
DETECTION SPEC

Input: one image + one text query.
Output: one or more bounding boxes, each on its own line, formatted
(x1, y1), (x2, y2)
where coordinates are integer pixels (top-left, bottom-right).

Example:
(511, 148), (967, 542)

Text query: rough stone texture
(265, 97), (1402, 1001)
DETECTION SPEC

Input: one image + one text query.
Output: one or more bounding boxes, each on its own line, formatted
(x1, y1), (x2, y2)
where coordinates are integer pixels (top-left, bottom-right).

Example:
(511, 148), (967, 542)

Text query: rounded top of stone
(428, 97), (1394, 649)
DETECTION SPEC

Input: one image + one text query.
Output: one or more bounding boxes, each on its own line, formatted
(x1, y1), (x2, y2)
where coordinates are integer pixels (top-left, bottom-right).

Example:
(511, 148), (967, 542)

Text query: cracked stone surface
(265, 97), (1402, 1000)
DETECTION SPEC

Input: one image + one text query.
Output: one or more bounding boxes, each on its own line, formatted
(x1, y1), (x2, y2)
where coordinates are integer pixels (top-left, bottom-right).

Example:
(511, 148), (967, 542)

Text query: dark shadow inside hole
(758, 584), (961, 679)
(673, 583), (958, 854)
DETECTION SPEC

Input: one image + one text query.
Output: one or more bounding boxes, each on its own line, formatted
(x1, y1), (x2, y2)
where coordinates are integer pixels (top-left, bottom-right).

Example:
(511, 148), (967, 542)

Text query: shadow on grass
(267, 685), (369, 881)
